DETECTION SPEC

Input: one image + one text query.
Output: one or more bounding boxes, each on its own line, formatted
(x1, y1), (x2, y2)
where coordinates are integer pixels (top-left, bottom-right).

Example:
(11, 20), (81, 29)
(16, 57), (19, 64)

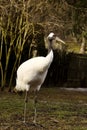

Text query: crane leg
(33, 91), (38, 124)
(23, 91), (28, 123)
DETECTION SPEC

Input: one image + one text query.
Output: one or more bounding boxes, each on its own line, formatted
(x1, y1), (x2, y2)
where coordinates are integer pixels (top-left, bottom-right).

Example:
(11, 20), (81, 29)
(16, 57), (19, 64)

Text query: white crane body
(16, 50), (53, 92)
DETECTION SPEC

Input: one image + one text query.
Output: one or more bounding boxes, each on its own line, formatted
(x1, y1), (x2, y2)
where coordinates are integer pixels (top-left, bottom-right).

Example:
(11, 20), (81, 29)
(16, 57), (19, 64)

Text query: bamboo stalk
(0, 0), (40, 91)
(0, 31), (4, 89)
(8, 4), (32, 90)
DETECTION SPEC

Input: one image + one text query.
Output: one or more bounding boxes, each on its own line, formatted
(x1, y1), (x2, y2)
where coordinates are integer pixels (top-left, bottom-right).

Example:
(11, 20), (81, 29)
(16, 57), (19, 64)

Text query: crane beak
(56, 36), (65, 44)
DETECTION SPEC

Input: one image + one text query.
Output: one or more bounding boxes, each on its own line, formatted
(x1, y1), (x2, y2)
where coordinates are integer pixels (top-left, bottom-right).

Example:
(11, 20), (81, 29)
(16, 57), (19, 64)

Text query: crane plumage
(16, 49), (53, 92)
(14, 32), (65, 124)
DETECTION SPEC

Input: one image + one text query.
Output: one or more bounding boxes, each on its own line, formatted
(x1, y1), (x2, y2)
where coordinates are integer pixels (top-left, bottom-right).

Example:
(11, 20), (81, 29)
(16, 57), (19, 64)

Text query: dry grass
(0, 87), (87, 130)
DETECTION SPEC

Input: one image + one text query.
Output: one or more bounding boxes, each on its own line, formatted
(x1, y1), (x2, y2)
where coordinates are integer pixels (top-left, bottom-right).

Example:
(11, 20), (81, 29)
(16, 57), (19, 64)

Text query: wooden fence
(67, 53), (87, 87)
(44, 51), (87, 88)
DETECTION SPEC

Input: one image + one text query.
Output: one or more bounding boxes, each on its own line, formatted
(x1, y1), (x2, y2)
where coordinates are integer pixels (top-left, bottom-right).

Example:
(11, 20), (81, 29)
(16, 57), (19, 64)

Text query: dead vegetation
(0, 87), (87, 129)
(0, 0), (87, 90)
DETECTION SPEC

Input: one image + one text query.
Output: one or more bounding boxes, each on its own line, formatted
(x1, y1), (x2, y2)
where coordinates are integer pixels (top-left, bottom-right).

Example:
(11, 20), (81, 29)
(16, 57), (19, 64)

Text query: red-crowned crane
(14, 32), (65, 124)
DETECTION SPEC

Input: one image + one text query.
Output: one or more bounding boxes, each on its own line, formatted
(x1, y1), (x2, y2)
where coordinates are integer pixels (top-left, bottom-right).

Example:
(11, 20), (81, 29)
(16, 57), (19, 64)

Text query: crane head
(46, 32), (66, 51)
(47, 32), (56, 41)
(47, 32), (65, 44)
